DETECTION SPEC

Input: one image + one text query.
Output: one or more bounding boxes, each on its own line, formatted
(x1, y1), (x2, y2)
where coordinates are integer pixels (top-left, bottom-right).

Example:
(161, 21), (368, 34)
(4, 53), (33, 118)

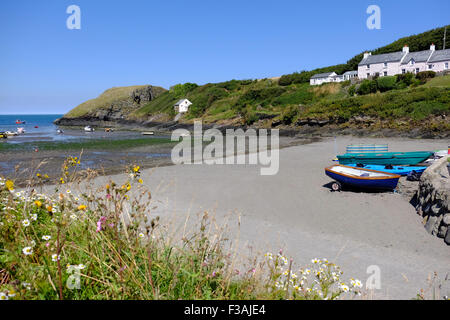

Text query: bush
(396, 73), (415, 86)
(281, 105), (299, 124)
(377, 76), (397, 92)
(348, 85), (356, 96)
(416, 71), (436, 81)
(356, 80), (378, 95)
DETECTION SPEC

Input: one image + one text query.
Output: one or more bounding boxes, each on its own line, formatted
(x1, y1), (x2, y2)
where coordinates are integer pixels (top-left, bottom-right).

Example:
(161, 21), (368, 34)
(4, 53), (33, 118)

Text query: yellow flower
(133, 165), (140, 173)
(34, 200), (42, 207)
(46, 205), (53, 213)
(5, 180), (14, 191)
(78, 205), (87, 211)
(106, 184), (110, 190)
(36, 173), (41, 177)
(138, 179), (143, 184)
(60, 178), (65, 184)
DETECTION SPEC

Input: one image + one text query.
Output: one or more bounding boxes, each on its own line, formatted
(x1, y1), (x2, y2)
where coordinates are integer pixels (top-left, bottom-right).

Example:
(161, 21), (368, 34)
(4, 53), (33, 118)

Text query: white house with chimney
(174, 99), (192, 113)
(358, 44), (450, 79)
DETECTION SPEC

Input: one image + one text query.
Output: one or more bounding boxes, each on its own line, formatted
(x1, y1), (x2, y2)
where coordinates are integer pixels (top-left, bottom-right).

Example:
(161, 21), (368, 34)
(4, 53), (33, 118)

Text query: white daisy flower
(339, 283), (350, 293)
(138, 233), (145, 239)
(78, 264), (86, 270)
(42, 235), (51, 241)
(0, 292), (8, 300)
(30, 214), (38, 221)
(52, 254), (60, 262)
(22, 247), (33, 255)
(22, 219), (30, 227)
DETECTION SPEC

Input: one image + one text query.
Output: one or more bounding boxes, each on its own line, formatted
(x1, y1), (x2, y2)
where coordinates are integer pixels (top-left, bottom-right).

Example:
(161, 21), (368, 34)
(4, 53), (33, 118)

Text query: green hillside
(62, 26), (450, 134)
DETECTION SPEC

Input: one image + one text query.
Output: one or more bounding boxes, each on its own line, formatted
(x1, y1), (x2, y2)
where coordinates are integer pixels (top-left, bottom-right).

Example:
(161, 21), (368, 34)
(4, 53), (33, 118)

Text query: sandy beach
(40, 135), (449, 300)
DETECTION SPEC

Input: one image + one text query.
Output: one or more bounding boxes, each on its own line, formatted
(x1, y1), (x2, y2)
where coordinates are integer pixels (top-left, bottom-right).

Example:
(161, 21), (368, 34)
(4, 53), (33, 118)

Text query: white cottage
(358, 44), (450, 79)
(310, 72), (337, 85)
(174, 99), (192, 113)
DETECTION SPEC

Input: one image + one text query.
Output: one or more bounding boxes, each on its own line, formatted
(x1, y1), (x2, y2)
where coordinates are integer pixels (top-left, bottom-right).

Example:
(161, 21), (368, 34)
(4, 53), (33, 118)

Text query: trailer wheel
(331, 182), (342, 192)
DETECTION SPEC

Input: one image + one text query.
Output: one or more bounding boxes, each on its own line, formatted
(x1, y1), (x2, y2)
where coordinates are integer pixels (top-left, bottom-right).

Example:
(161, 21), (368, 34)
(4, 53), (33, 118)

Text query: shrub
(376, 76), (397, 92)
(416, 71), (436, 81)
(348, 85), (356, 96)
(396, 73), (415, 86)
(281, 105), (299, 124)
(356, 80), (378, 95)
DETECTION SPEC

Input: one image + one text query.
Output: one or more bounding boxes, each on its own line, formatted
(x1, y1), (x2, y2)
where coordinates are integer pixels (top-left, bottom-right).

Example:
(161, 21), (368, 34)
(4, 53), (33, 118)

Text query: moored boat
(141, 131), (154, 135)
(337, 151), (433, 166)
(346, 163), (427, 176)
(84, 126), (95, 132)
(325, 164), (401, 191)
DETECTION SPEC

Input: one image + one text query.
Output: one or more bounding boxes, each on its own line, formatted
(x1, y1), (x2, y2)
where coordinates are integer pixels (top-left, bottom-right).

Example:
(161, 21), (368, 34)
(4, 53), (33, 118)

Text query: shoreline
(54, 117), (450, 139)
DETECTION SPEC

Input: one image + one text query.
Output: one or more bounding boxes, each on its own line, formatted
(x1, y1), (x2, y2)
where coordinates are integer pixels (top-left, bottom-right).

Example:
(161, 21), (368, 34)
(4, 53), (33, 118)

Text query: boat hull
(345, 164), (427, 176)
(325, 165), (400, 190)
(337, 151), (433, 165)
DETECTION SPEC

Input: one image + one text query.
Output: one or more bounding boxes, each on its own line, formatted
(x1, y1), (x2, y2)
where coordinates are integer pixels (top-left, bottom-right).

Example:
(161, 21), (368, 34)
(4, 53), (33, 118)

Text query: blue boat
(346, 164), (427, 176)
(325, 164), (401, 191)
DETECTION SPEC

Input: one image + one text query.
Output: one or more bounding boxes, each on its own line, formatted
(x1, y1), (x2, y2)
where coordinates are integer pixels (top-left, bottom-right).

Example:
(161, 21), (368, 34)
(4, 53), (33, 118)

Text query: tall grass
(0, 158), (371, 300)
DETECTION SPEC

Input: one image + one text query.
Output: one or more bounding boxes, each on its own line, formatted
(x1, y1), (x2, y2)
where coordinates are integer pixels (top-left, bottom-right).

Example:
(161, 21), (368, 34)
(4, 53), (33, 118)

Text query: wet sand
(66, 136), (449, 300)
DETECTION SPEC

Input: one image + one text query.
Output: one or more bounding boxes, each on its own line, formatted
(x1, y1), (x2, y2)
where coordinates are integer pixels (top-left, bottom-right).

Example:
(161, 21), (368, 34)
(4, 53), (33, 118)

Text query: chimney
(363, 52), (371, 59)
(430, 43), (436, 51)
(403, 45), (409, 54)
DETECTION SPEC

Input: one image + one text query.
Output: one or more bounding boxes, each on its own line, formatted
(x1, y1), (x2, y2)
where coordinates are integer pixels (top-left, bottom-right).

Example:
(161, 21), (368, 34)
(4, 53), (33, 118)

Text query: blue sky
(0, 0), (449, 114)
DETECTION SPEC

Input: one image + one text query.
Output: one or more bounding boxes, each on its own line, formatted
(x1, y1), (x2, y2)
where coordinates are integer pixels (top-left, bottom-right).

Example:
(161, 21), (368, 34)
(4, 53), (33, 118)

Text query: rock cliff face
(55, 85), (166, 125)
(414, 155), (450, 245)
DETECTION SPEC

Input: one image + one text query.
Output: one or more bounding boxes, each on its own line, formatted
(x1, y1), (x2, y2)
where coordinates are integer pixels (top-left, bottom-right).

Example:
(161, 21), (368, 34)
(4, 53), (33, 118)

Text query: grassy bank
(0, 137), (175, 152)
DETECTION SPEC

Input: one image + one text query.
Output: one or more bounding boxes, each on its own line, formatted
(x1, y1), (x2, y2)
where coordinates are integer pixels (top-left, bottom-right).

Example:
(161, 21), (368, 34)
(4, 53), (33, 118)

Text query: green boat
(337, 151), (433, 165)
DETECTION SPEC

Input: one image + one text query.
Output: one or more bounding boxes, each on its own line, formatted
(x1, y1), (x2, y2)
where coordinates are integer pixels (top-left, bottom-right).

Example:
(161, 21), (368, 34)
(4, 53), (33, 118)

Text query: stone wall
(414, 155), (450, 245)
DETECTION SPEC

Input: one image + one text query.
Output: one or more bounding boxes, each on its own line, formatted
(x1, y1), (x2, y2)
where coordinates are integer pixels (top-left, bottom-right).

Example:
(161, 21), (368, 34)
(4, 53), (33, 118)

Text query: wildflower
(7, 290), (16, 298)
(66, 190), (71, 194)
(311, 258), (320, 264)
(46, 205), (53, 213)
(22, 219), (30, 227)
(42, 235), (51, 241)
(350, 278), (363, 288)
(78, 264), (86, 270)
(339, 283), (350, 293)
(96, 216), (107, 232)
(0, 292), (8, 300)
(70, 214), (77, 220)
(133, 165), (140, 173)
(36, 173), (41, 178)
(30, 240), (36, 247)
(30, 213), (38, 221)
(22, 282), (31, 290)
(22, 247), (33, 255)
(138, 178), (143, 184)
(138, 233), (145, 238)
(5, 180), (14, 192)
(52, 254), (60, 262)
(34, 200), (42, 207)
(77, 205), (87, 211)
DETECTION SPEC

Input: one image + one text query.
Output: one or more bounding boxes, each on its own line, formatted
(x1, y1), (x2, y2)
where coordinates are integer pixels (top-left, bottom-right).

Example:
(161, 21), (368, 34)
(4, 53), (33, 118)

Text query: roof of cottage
(310, 72), (336, 79)
(358, 51), (404, 66)
(174, 99), (191, 106)
(343, 71), (358, 76)
(401, 50), (433, 64)
(428, 49), (450, 63)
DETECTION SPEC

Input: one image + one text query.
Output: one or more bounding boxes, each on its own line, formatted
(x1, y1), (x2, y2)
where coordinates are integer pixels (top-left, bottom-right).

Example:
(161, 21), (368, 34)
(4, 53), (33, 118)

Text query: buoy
(34, 148), (39, 152)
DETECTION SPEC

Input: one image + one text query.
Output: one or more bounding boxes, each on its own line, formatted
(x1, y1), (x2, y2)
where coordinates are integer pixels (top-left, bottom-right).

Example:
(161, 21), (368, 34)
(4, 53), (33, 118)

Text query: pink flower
(96, 216), (107, 232)
(106, 194), (111, 199)
(45, 242), (50, 247)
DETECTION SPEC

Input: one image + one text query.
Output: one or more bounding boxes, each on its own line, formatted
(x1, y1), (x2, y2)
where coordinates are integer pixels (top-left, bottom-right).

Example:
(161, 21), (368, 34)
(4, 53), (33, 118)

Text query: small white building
(310, 72), (337, 85)
(343, 70), (358, 81)
(174, 99), (192, 113)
